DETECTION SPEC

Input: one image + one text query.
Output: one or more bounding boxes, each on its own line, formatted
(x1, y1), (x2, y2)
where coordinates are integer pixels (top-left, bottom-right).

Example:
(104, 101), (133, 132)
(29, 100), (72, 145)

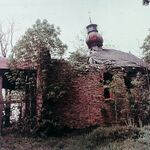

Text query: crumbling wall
(54, 67), (115, 128)
(36, 61), (150, 129)
(36, 60), (72, 122)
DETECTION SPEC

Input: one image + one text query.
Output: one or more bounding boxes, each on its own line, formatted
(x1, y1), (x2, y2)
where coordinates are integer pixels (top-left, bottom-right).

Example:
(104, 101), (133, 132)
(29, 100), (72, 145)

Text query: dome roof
(86, 23), (103, 49)
(86, 32), (103, 47)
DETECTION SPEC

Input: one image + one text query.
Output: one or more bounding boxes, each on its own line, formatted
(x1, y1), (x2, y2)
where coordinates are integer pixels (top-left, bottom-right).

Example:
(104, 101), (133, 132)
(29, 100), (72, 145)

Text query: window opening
(124, 70), (137, 89)
(104, 88), (110, 99)
(103, 72), (113, 85)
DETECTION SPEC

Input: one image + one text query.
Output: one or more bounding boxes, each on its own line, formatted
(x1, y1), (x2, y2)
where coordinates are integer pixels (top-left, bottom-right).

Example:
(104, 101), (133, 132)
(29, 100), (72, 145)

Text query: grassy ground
(0, 126), (150, 150)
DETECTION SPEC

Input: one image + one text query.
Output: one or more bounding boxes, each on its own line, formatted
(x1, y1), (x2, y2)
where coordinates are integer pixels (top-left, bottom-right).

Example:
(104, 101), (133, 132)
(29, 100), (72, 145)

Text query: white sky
(0, 0), (149, 57)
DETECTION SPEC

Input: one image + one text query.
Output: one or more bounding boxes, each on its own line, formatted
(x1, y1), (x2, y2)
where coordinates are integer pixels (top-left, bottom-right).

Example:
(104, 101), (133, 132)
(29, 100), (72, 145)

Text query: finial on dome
(88, 11), (92, 24)
(89, 16), (92, 24)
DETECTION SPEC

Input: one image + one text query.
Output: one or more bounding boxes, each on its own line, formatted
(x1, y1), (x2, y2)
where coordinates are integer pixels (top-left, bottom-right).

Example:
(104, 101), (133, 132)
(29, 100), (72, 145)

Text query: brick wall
(54, 67), (115, 128)
(36, 61), (131, 129)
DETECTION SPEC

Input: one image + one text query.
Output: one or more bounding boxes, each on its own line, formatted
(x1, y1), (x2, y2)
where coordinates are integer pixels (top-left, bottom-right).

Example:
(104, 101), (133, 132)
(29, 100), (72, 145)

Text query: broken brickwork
(53, 65), (131, 128)
(54, 67), (112, 128)
(36, 61), (150, 128)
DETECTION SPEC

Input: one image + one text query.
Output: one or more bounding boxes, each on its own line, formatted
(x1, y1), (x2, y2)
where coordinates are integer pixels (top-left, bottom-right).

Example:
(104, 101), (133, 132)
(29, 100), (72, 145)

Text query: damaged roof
(90, 48), (150, 69)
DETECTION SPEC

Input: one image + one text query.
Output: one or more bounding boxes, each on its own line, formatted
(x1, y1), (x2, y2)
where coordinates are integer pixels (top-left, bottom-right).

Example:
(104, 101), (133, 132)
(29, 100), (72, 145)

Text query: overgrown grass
(79, 126), (141, 149)
(1, 125), (150, 150)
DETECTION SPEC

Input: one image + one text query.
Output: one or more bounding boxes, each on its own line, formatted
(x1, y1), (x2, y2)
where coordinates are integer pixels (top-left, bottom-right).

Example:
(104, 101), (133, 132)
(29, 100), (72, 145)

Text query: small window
(104, 88), (110, 99)
(103, 72), (113, 85)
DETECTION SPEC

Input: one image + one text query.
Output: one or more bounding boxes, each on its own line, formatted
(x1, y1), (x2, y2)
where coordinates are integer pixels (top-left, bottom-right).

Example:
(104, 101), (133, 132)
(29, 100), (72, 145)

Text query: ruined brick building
(52, 23), (150, 128)
(0, 23), (149, 130)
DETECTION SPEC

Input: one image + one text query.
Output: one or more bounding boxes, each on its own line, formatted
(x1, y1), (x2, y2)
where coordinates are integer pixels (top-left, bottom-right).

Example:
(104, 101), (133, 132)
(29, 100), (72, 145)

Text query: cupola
(86, 23), (103, 49)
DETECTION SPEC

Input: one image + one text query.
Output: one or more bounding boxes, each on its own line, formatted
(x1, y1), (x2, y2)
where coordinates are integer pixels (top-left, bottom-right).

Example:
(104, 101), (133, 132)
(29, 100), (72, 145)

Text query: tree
(68, 33), (89, 65)
(0, 22), (14, 57)
(10, 19), (67, 134)
(130, 73), (150, 125)
(0, 22), (14, 132)
(141, 29), (150, 63)
(143, 0), (150, 5)
(13, 19), (67, 66)
(68, 51), (88, 65)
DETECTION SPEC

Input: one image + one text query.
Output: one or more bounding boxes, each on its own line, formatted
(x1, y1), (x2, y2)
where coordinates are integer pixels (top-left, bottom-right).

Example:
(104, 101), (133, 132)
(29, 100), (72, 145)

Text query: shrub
(84, 126), (140, 147)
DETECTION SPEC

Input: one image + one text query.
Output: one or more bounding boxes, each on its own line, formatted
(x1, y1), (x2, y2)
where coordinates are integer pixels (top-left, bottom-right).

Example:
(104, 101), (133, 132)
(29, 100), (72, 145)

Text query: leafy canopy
(141, 29), (150, 63)
(68, 50), (88, 65)
(13, 19), (67, 65)
(68, 33), (88, 65)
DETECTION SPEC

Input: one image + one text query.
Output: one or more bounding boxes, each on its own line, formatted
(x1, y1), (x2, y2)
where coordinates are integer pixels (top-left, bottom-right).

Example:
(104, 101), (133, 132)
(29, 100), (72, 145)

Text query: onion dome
(86, 24), (103, 49)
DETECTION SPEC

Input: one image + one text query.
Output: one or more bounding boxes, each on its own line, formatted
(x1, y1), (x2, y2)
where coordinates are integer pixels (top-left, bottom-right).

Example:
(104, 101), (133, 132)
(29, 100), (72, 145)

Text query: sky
(0, 0), (149, 58)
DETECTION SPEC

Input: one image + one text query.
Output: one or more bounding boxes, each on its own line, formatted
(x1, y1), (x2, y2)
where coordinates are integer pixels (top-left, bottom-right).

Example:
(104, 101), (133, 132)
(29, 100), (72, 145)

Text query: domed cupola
(86, 23), (103, 49)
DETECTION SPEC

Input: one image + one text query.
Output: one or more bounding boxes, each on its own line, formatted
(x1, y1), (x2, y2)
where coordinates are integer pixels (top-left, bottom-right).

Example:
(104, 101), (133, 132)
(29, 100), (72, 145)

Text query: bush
(83, 126), (141, 147)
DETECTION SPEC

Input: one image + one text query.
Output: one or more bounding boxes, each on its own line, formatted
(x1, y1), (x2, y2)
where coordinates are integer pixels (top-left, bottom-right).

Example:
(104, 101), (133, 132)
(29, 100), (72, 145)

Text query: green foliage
(141, 29), (150, 63)
(129, 73), (150, 125)
(68, 32), (88, 66)
(36, 80), (70, 137)
(5, 70), (36, 90)
(68, 50), (88, 65)
(35, 60), (72, 136)
(13, 19), (67, 65)
(110, 73), (126, 95)
(84, 126), (140, 148)
(8, 19), (68, 135)
(46, 82), (68, 102)
(109, 72), (128, 123)
(0, 126), (150, 150)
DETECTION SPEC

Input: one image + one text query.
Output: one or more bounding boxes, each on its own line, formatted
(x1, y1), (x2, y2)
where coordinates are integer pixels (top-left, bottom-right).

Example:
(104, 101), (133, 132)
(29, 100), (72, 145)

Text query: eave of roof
(0, 57), (36, 70)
